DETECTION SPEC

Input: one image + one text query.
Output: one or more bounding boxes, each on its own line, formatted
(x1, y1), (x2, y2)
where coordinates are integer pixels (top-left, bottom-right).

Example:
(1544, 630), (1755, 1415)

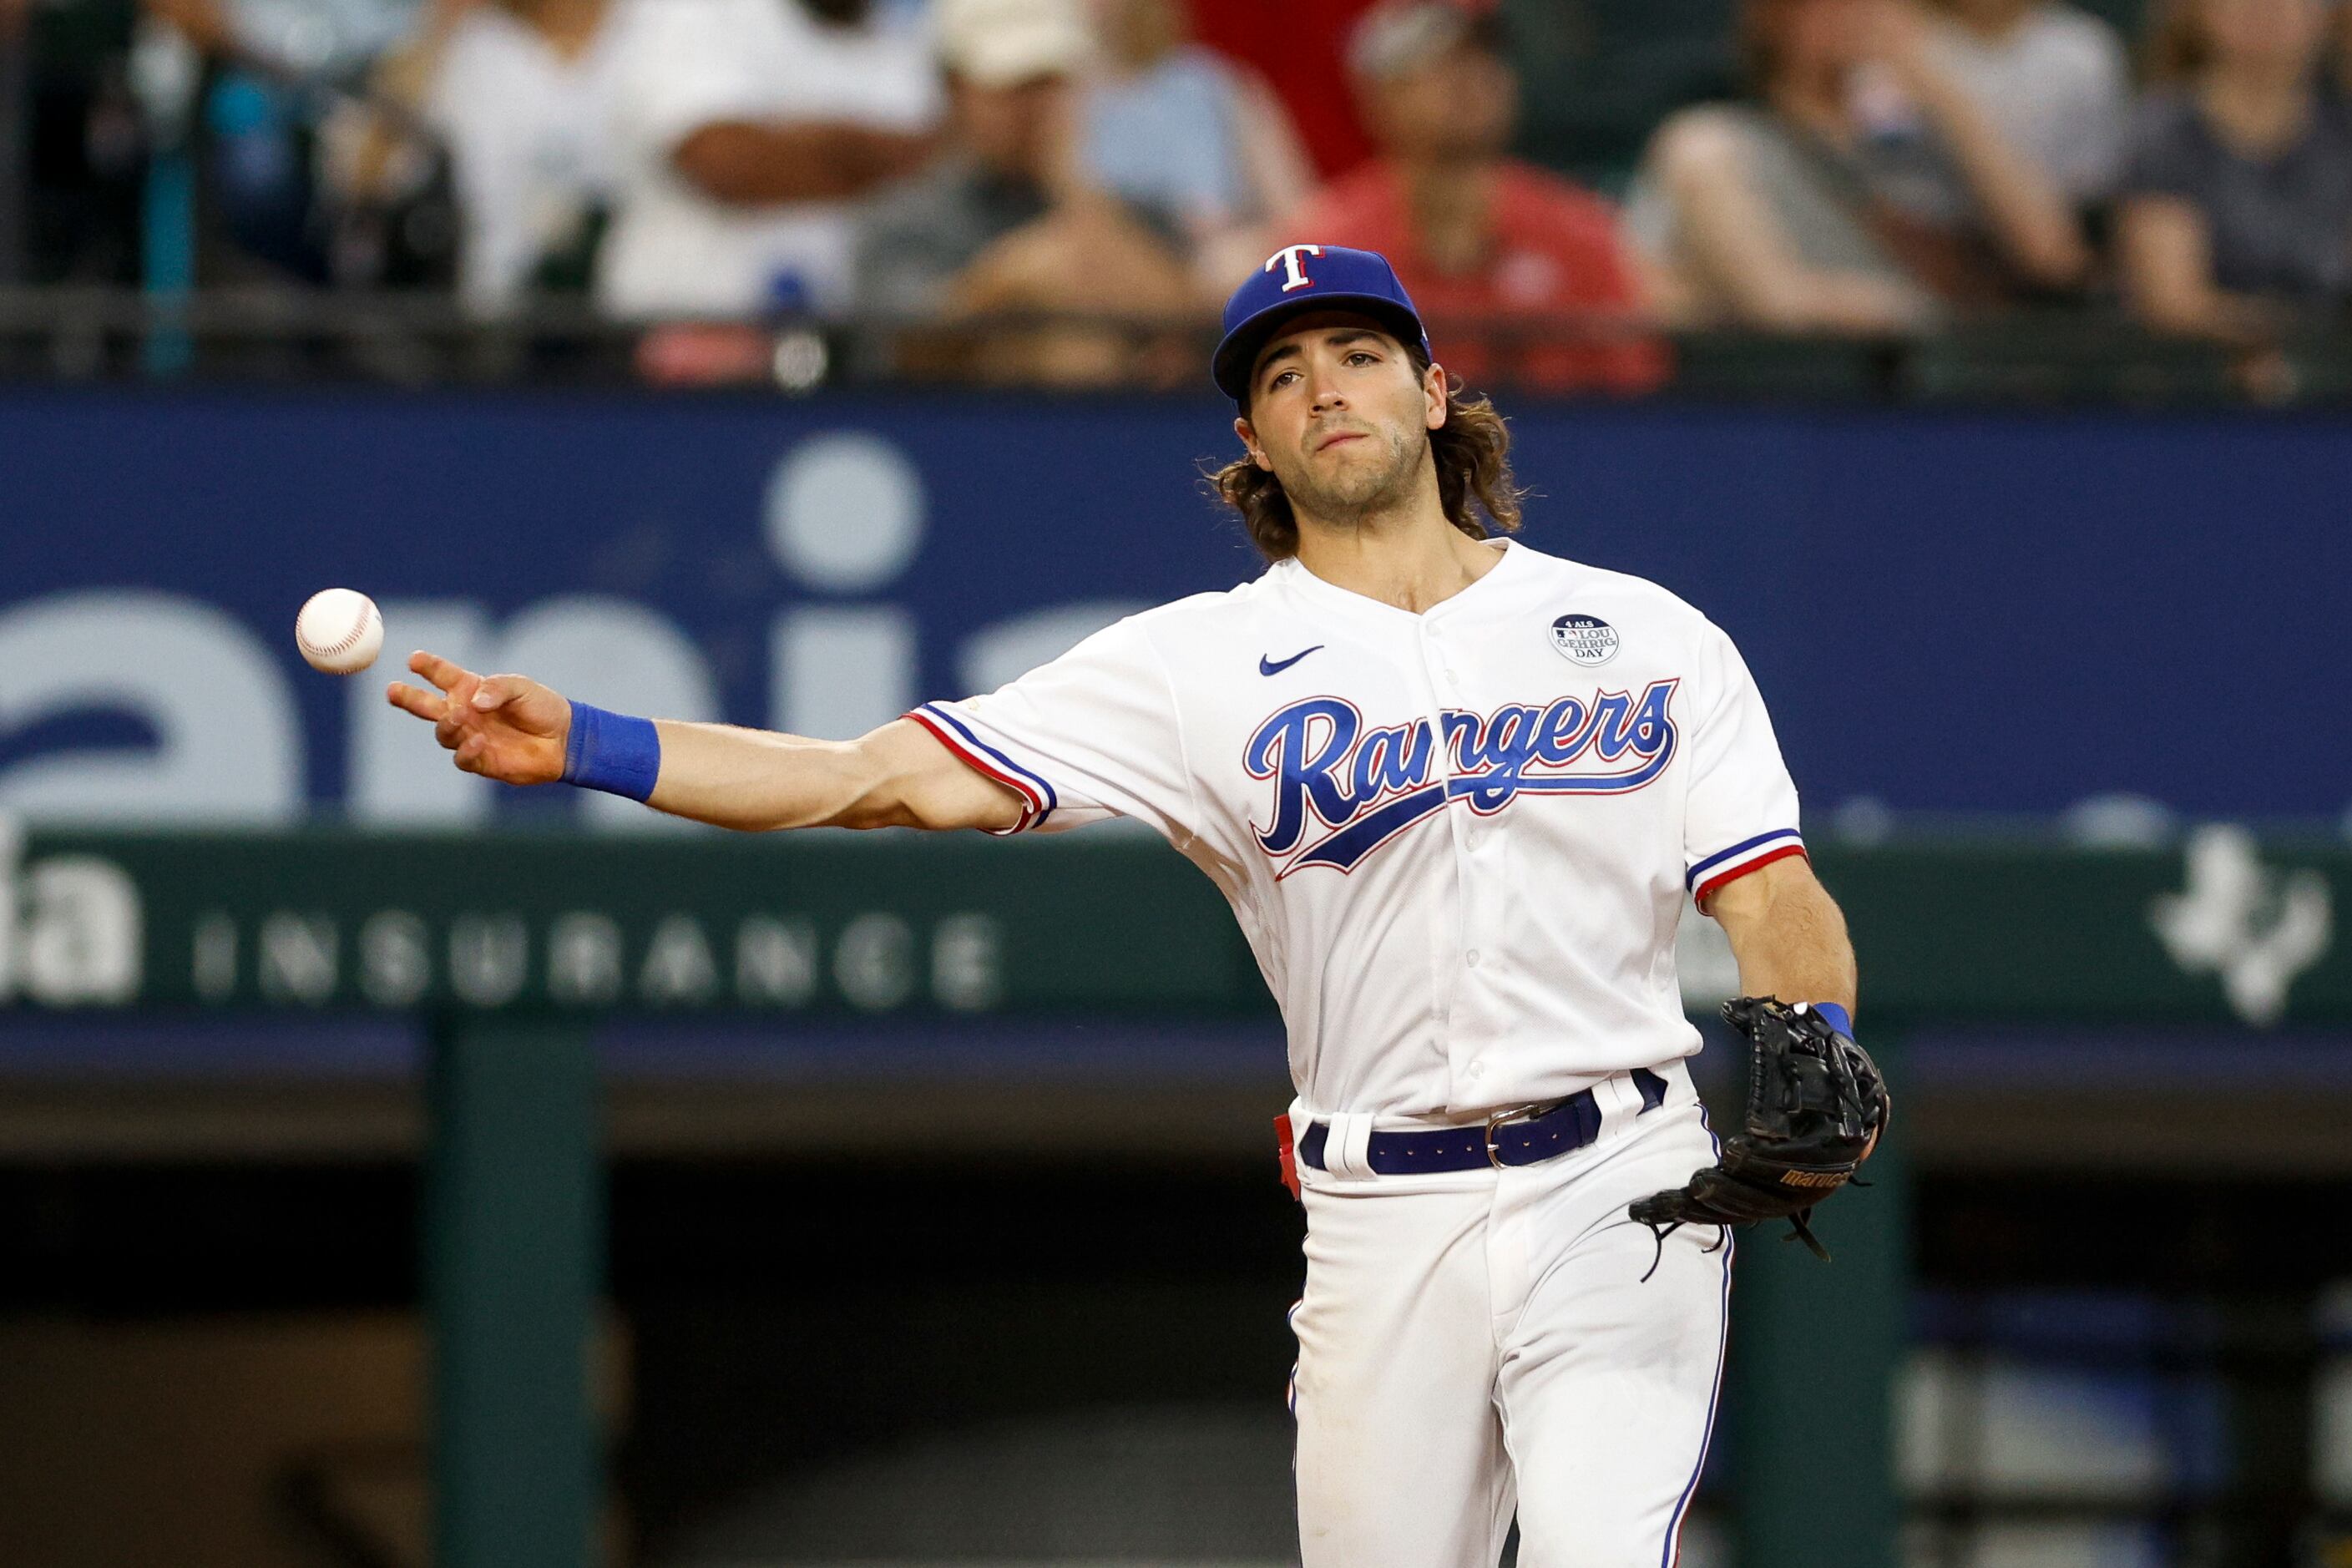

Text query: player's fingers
(453, 735), (487, 773)
(409, 650), (475, 694)
(386, 682), (447, 721)
(470, 674), (526, 711)
(435, 714), (467, 751)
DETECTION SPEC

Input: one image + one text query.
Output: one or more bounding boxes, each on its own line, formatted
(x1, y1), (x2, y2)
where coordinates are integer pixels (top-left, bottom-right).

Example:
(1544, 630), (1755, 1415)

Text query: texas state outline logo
(1244, 680), (1680, 877)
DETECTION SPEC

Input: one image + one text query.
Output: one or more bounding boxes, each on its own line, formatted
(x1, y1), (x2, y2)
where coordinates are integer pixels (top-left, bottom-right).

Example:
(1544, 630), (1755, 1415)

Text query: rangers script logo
(1245, 680), (1680, 876)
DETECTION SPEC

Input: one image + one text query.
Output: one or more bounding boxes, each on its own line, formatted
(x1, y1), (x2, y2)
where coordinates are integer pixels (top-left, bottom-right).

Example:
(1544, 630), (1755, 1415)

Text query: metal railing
(3, 286), (2351, 406)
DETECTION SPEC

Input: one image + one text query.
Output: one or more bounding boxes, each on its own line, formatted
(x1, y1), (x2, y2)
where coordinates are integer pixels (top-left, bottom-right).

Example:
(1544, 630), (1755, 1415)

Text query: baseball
(295, 588), (384, 675)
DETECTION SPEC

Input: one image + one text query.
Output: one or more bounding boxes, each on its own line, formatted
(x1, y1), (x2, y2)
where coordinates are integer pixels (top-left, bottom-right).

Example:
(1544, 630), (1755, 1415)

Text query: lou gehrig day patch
(1550, 614), (1620, 666)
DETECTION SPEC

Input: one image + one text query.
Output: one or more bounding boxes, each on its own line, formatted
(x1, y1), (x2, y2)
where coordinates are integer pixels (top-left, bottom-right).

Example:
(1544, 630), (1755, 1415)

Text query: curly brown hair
(1209, 348), (1525, 563)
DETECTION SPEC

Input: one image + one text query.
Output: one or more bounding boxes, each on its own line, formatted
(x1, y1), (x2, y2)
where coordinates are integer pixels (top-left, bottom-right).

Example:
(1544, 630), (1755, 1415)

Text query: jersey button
(1465, 950), (1482, 968)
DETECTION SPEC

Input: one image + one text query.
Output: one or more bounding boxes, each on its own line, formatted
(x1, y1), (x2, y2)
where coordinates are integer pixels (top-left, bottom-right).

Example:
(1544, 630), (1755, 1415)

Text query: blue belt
(1300, 1067), (1669, 1175)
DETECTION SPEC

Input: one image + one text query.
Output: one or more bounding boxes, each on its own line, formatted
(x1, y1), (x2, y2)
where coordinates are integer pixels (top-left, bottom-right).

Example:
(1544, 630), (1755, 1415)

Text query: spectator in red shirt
(1284, 1), (1667, 394)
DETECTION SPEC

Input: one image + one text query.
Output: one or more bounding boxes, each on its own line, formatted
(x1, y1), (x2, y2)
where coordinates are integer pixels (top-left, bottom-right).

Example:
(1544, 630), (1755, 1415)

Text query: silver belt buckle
(1483, 1102), (1554, 1170)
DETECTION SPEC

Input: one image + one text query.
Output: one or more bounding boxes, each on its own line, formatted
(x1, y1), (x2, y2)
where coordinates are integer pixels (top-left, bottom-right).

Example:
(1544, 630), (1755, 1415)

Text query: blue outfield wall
(0, 387), (2344, 826)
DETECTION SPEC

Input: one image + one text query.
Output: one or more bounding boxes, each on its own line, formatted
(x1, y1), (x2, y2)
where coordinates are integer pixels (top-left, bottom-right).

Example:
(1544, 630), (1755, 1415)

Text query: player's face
(1237, 317), (1448, 526)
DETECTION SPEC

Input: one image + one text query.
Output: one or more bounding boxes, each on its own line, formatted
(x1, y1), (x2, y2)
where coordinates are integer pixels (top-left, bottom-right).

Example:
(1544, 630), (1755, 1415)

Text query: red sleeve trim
(1694, 842), (1808, 909)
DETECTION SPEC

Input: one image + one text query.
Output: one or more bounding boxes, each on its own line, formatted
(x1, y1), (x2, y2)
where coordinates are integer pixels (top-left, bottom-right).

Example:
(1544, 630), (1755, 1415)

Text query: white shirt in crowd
(910, 540), (1807, 1122)
(1923, 2), (2132, 206)
(425, 3), (635, 315)
(597, 0), (939, 319)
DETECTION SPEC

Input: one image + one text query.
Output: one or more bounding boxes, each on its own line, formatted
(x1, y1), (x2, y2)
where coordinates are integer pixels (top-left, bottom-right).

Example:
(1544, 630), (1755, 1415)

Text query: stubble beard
(1276, 424), (1428, 532)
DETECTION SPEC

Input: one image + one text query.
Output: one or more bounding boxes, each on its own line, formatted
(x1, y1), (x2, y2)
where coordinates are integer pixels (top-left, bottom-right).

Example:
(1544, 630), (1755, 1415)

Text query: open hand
(387, 651), (570, 785)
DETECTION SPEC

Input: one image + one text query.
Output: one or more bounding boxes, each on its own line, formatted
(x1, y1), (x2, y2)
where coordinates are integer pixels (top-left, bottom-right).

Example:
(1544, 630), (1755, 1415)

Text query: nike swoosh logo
(1259, 645), (1324, 676)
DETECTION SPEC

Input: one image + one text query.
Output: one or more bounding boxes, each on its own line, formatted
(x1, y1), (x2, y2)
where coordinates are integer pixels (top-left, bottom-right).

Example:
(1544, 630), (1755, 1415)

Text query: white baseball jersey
(908, 538), (1804, 1120)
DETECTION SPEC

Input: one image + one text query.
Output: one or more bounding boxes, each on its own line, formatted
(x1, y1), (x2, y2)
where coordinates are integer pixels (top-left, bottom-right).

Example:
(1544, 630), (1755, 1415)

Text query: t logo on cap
(1211, 244), (1431, 401)
(1266, 244), (1324, 293)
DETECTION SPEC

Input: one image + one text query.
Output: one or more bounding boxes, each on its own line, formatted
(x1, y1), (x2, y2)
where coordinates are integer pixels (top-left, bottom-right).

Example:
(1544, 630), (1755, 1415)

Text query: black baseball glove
(1629, 997), (1891, 1269)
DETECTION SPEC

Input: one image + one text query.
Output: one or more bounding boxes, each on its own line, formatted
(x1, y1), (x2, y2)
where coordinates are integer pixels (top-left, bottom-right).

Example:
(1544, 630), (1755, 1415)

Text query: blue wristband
(1806, 1002), (1854, 1039)
(561, 703), (661, 802)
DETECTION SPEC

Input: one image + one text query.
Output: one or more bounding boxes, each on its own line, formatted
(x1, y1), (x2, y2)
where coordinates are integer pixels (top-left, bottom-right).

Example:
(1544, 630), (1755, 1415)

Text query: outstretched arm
(386, 650), (1024, 833)
(644, 716), (1024, 831)
(1705, 853), (1858, 1014)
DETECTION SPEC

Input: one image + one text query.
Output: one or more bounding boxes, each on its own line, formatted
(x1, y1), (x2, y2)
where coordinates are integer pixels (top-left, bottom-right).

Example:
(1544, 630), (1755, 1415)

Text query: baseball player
(388, 244), (1881, 1566)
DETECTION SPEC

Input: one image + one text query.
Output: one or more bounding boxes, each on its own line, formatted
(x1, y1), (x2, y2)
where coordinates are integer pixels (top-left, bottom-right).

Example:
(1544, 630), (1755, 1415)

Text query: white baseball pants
(1287, 1068), (1732, 1568)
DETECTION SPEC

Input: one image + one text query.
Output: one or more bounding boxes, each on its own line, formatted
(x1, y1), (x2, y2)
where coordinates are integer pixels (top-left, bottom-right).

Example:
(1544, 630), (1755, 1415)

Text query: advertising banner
(3, 390), (2343, 827)
(4, 827), (2342, 1029)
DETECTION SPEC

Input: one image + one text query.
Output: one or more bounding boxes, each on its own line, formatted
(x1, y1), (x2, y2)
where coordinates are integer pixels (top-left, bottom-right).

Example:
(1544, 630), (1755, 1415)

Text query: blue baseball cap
(1212, 244), (1434, 404)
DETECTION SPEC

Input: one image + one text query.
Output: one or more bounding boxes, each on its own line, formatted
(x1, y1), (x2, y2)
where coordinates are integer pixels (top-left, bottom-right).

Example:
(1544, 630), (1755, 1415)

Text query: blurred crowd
(7, 0), (2352, 386)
